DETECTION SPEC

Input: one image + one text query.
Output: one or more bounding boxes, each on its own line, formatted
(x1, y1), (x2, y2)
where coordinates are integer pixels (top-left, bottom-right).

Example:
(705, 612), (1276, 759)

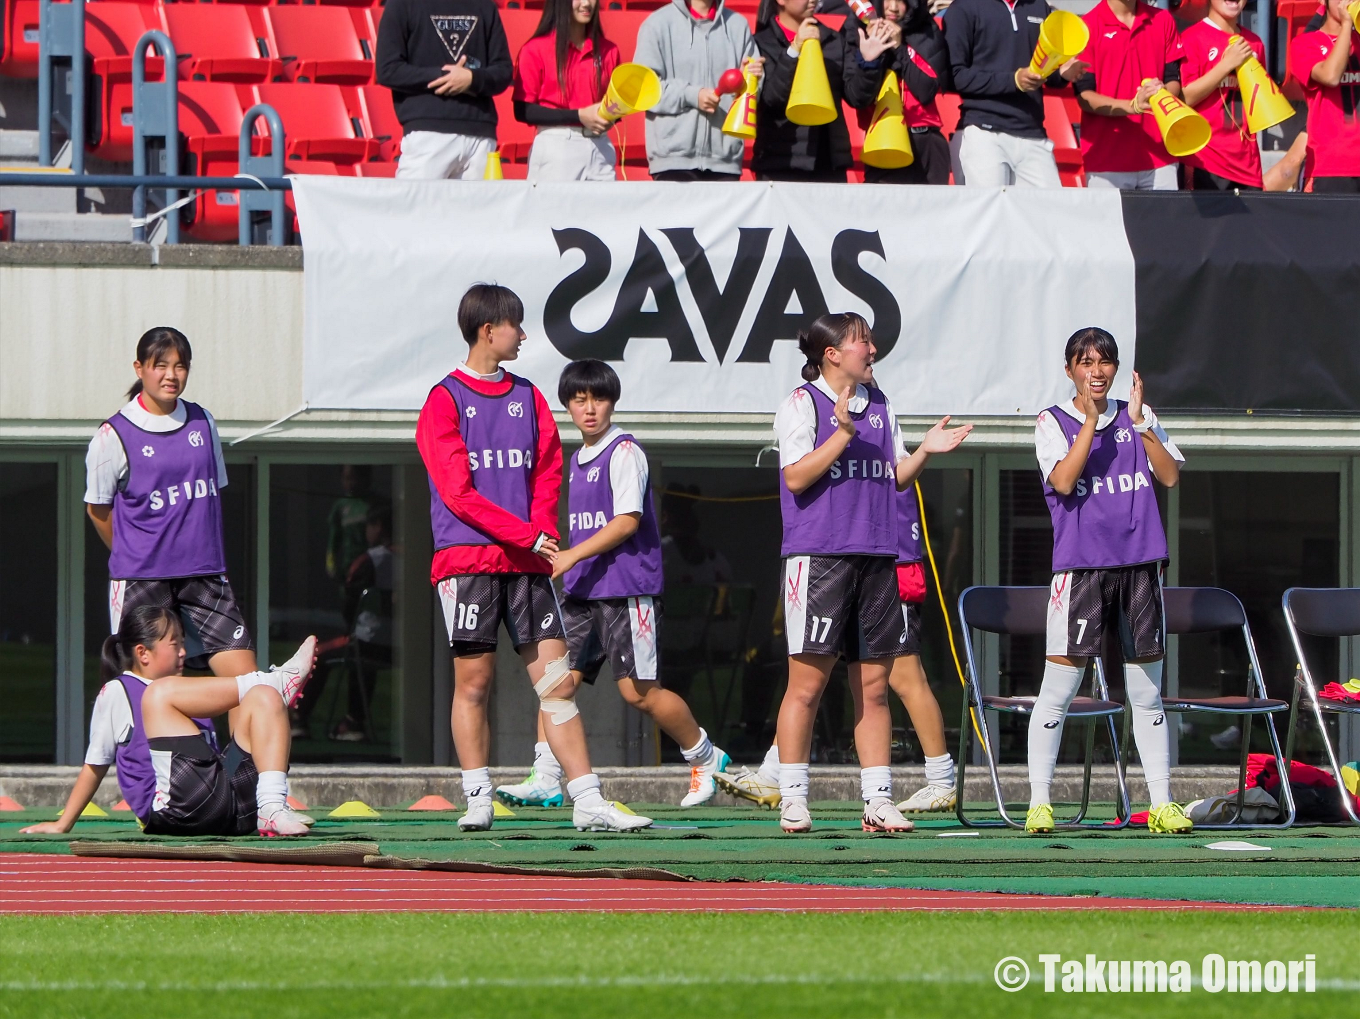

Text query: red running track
(0, 855), (1290, 913)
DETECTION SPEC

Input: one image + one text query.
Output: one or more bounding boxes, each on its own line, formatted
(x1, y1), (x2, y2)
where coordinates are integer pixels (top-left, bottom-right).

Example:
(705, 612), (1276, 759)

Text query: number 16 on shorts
(438, 577), (481, 641)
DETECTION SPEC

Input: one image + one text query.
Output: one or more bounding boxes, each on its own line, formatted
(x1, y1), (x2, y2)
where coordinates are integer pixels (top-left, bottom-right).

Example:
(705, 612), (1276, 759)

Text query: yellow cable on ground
(915, 480), (984, 743)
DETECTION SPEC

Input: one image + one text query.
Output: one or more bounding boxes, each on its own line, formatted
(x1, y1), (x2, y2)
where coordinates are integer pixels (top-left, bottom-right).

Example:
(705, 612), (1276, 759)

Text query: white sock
(923, 753), (955, 788)
(779, 762), (810, 802)
(860, 765), (893, 804)
(566, 773), (605, 810)
(461, 767), (492, 803)
(235, 670), (277, 702)
(534, 742), (563, 786)
(1027, 662), (1083, 807)
(758, 743), (781, 784)
(681, 728), (715, 765)
(1125, 660), (1172, 805)
(256, 770), (287, 813)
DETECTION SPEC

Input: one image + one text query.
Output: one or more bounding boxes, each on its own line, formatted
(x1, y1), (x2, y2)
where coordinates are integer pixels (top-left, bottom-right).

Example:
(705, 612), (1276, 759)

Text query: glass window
(0, 463), (59, 762)
(1177, 470), (1340, 764)
(270, 464), (402, 762)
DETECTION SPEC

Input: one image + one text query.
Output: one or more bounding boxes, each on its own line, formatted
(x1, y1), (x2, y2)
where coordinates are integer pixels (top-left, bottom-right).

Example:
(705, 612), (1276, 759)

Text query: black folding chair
(1281, 587), (1360, 825)
(954, 586), (1130, 830)
(1156, 587), (1295, 829)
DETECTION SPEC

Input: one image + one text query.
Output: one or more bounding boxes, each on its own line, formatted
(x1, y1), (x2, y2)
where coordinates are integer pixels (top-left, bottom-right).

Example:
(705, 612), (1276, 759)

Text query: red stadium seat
(1280, 0), (1322, 98)
(934, 91), (960, 138)
(0, 0), (41, 77)
(265, 6), (373, 85)
(355, 160), (398, 177)
(492, 90), (537, 162)
(177, 81), (249, 242)
(164, 4), (282, 84)
(241, 82), (380, 165)
(85, 1), (169, 162)
(351, 84), (403, 162)
(501, 9), (541, 61)
(598, 10), (649, 62)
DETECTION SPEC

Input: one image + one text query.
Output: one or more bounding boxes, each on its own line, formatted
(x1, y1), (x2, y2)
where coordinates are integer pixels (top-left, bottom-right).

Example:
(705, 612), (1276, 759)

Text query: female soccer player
(86, 328), (258, 683)
(1180, 0), (1268, 190)
(773, 312), (969, 833)
(22, 606), (316, 837)
(1029, 327), (1192, 834)
(513, 0), (621, 181)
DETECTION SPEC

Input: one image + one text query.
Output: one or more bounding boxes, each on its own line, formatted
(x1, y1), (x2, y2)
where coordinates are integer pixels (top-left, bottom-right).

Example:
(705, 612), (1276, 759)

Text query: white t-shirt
(84, 674), (148, 766)
(773, 378), (908, 469)
(576, 426), (648, 517)
(84, 398), (228, 505)
(1034, 401), (1184, 484)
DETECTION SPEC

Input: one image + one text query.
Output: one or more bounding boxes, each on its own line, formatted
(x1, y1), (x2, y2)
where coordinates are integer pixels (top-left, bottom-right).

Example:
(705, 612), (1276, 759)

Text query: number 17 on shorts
(784, 555), (844, 657)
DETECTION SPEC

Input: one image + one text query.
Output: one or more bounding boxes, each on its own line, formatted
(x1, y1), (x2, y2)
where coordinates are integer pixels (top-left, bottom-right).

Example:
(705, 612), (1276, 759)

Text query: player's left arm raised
(1130, 371), (1179, 488)
(895, 416), (973, 490)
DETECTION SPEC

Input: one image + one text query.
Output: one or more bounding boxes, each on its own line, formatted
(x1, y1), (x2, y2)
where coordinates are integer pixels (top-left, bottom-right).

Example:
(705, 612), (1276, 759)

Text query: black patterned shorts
(783, 554), (905, 662)
(1046, 562), (1165, 660)
(111, 576), (253, 670)
(141, 735), (259, 837)
(562, 595), (660, 684)
(437, 573), (565, 655)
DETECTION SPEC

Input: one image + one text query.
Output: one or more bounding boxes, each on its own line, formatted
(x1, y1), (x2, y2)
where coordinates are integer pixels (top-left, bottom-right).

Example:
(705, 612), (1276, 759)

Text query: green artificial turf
(0, 911), (1353, 1019)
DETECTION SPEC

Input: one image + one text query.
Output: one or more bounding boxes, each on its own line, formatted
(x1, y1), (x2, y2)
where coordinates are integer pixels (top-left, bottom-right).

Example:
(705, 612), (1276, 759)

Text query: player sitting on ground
(497, 360), (731, 809)
(1028, 327), (1191, 834)
(23, 606), (317, 838)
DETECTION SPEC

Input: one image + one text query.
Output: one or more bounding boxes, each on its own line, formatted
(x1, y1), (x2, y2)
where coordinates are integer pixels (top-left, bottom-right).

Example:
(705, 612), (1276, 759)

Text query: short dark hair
(457, 283), (524, 345)
(1064, 327), (1119, 366)
(558, 359), (621, 406)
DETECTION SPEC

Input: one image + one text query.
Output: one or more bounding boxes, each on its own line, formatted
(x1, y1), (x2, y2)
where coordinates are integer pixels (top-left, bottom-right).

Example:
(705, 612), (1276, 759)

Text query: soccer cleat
(1147, 801), (1194, 834)
(862, 797), (915, 833)
(495, 768), (565, 808)
(457, 798), (495, 832)
(272, 636), (318, 708)
(573, 800), (653, 832)
(779, 798), (812, 833)
(680, 749), (731, 808)
(897, 782), (957, 813)
(715, 767), (781, 809)
(257, 805), (311, 837)
(1025, 803), (1055, 833)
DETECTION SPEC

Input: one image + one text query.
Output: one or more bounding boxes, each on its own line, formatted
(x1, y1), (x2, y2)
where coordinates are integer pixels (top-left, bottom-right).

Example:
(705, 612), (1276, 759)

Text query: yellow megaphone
(1350, 0), (1360, 32)
(722, 71), (759, 140)
(484, 150), (504, 180)
(861, 71), (913, 169)
(597, 62), (662, 122)
(787, 37), (837, 126)
(1029, 10), (1089, 78)
(1143, 79), (1211, 158)
(1233, 46), (1295, 134)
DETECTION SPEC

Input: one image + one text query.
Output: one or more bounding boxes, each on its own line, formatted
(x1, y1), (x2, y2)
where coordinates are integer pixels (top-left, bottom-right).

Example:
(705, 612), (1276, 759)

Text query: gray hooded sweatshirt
(633, 0), (758, 175)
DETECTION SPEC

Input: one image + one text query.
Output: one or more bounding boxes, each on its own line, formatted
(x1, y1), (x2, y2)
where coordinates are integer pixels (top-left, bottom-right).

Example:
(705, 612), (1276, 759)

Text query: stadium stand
(85, 1), (169, 163)
(266, 5), (374, 85)
(243, 81), (380, 165)
(164, 4), (282, 84)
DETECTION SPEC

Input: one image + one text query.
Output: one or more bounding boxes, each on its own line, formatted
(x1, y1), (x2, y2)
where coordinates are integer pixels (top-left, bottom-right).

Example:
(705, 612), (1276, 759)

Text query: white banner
(292, 179), (1135, 416)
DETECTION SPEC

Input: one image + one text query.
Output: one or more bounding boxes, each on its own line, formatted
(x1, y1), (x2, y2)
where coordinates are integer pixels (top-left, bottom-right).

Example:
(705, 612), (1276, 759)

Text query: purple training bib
(896, 487), (923, 565)
(1042, 401), (1169, 572)
(112, 674), (216, 822)
(563, 433), (664, 599)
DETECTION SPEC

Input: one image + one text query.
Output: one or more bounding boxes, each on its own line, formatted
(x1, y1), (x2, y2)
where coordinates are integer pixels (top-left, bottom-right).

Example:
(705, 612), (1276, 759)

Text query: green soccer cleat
(1025, 803), (1055, 833)
(1148, 801), (1194, 834)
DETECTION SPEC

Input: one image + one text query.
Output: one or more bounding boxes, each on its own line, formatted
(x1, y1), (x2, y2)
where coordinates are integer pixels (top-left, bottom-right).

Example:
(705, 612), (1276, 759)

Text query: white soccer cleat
(715, 767), (781, 809)
(680, 749), (731, 808)
(458, 798), (495, 832)
(573, 800), (653, 832)
(862, 797), (915, 833)
(779, 798), (812, 833)
(896, 782), (957, 813)
(257, 805), (311, 837)
(495, 768), (565, 808)
(272, 636), (318, 708)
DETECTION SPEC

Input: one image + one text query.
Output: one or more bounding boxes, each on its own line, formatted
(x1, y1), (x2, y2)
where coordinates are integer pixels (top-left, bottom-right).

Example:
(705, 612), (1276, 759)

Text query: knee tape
(533, 655), (578, 725)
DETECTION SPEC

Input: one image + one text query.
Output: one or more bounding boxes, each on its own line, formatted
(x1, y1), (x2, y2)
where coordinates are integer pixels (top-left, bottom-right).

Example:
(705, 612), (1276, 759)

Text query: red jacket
(416, 367), (562, 584)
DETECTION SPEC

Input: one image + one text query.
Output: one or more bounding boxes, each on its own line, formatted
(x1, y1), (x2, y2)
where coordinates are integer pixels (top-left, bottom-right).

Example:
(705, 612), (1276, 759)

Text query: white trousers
(527, 126), (617, 182)
(1086, 165), (1179, 190)
(956, 125), (1061, 188)
(395, 131), (496, 180)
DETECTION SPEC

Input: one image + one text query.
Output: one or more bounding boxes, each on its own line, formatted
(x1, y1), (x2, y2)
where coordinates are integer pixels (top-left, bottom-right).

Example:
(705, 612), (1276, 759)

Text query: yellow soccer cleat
(1025, 803), (1054, 833)
(715, 767), (781, 809)
(1148, 802), (1194, 834)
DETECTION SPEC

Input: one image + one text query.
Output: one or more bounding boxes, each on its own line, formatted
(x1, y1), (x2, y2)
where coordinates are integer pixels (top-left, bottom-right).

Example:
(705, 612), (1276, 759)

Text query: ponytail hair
(100, 606), (183, 682)
(796, 312), (871, 383)
(127, 327), (192, 401)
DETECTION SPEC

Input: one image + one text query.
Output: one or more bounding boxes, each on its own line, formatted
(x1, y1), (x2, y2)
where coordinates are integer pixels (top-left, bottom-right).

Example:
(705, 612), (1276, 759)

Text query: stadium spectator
(1179, 0), (1265, 190)
(633, 0), (763, 181)
(1075, 0), (1186, 190)
(942, 0), (1088, 187)
(1264, 128), (1309, 191)
(376, 0), (513, 179)
(751, 0), (890, 181)
(513, 0), (621, 181)
(1290, 0), (1360, 192)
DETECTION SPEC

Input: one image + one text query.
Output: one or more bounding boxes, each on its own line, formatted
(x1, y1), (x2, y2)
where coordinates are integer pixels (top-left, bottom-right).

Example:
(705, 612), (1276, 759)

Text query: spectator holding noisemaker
(1074, 0), (1186, 190)
(634, 0), (763, 182)
(752, 0), (892, 181)
(1290, 0), (1360, 192)
(377, 0), (512, 179)
(942, 0), (1088, 187)
(1178, 0), (1265, 190)
(513, 0), (622, 181)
